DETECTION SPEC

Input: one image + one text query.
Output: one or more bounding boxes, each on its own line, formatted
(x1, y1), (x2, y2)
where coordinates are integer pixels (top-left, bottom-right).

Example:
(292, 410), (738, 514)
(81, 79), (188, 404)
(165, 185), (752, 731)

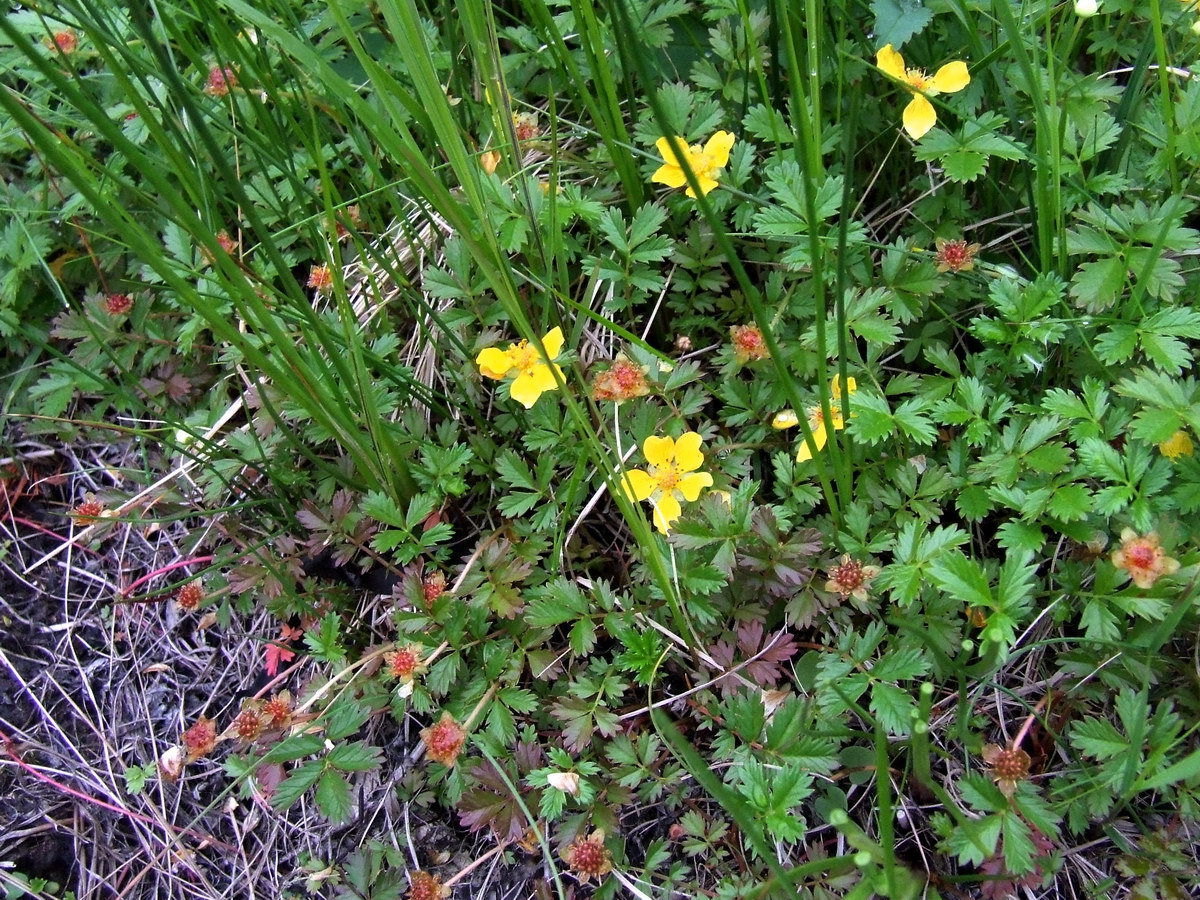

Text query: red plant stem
(121, 555), (215, 598)
(8, 516), (105, 559)
(0, 727), (234, 852)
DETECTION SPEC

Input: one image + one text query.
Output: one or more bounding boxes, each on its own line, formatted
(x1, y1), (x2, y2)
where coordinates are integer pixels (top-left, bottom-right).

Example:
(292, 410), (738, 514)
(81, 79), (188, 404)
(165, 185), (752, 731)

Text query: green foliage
(5, 0), (1200, 897)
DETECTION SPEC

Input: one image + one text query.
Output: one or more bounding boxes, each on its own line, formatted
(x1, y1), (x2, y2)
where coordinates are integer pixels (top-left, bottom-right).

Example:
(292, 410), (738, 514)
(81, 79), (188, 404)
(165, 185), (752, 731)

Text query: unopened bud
(1074, 0), (1099, 16)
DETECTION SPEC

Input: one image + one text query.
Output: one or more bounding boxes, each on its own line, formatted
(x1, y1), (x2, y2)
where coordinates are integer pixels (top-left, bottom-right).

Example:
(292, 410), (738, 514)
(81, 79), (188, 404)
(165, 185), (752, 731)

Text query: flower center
(906, 68), (934, 93)
(509, 341), (539, 373)
(653, 464), (680, 492)
(832, 560), (864, 590)
(1127, 543), (1156, 569)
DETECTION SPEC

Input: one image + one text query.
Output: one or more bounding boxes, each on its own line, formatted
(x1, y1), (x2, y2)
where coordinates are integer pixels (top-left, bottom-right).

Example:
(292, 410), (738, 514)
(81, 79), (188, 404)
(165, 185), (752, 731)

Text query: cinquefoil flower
(876, 44), (970, 140)
(476, 326), (565, 409)
(1111, 529), (1179, 589)
(623, 431), (713, 534)
(797, 375), (858, 462)
(652, 132), (736, 198)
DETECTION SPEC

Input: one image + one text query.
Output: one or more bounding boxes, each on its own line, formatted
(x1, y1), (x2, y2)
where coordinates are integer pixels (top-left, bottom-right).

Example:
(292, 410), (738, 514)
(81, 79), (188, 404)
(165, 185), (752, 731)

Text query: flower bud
(1074, 0), (1099, 16)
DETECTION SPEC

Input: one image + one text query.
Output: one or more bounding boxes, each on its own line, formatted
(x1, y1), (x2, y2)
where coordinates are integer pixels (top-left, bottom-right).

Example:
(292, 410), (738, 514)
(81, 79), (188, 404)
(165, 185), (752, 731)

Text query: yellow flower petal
(652, 493), (683, 534)
(643, 435), (676, 468)
(672, 431), (705, 472)
(831, 375), (858, 398)
(685, 174), (719, 198)
(655, 136), (687, 167)
(930, 60), (970, 94)
(540, 326), (564, 359)
(773, 409), (799, 430)
(703, 131), (736, 168)
(796, 419), (829, 462)
(902, 93), (938, 140)
(510, 364), (560, 408)
(622, 469), (657, 502)
(677, 471), (713, 501)
(476, 346), (513, 380)
(876, 44), (907, 81)
(651, 161), (688, 188)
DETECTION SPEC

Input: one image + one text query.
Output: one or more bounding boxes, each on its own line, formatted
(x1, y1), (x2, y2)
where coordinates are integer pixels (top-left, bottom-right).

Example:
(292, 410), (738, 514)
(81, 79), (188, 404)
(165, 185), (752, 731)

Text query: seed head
(420, 711), (467, 767)
(307, 265), (333, 292)
(561, 829), (613, 884)
(73, 496), (105, 524)
(422, 571), (447, 607)
(406, 871), (449, 900)
(825, 554), (881, 602)
(1111, 529), (1180, 589)
(262, 692), (293, 729)
(205, 65), (237, 97)
(591, 357), (650, 402)
(231, 702), (265, 742)
(47, 30), (78, 54)
(730, 324), (770, 362)
(512, 111), (540, 142)
(176, 581), (204, 612)
(934, 237), (981, 273)
(982, 744), (1031, 797)
(183, 716), (218, 761)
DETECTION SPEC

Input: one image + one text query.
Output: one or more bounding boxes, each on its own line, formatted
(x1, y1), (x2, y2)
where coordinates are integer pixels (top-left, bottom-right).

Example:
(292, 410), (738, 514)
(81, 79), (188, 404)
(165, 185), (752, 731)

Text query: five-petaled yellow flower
(876, 44), (970, 141)
(652, 132), (736, 198)
(795, 375), (858, 462)
(623, 431), (714, 534)
(475, 326), (565, 409)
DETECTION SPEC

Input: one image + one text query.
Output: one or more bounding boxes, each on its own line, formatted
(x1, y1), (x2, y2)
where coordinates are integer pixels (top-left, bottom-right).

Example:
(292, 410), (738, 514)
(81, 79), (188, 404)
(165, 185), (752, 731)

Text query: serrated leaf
(271, 759), (324, 811)
(262, 733), (327, 763)
(871, 0), (933, 48)
(328, 741), (383, 772)
(315, 769), (353, 822)
(929, 551), (992, 608)
(871, 681), (916, 736)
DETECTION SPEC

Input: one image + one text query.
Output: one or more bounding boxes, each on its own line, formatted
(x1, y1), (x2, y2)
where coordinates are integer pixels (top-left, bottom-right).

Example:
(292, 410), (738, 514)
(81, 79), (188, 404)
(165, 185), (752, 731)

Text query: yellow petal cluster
(651, 132), (736, 198)
(876, 44), (970, 140)
(622, 431), (713, 534)
(796, 375), (857, 463)
(475, 326), (565, 409)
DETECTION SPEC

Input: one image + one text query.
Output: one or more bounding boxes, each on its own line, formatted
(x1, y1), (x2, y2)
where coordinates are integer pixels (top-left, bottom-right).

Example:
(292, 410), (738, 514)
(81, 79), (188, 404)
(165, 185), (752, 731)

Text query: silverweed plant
(2, 0), (1200, 899)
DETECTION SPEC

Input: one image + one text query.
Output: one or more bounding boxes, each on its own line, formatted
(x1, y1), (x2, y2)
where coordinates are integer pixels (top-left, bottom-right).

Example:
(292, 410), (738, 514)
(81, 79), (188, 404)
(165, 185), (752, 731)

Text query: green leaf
(315, 769), (353, 822)
(871, 0), (933, 48)
(929, 551), (992, 608)
(328, 741), (383, 772)
(271, 759), (325, 811)
(263, 733), (327, 763)
(1071, 717), (1129, 760)
(870, 682), (915, 736)
(1070, 257), (1126, 311)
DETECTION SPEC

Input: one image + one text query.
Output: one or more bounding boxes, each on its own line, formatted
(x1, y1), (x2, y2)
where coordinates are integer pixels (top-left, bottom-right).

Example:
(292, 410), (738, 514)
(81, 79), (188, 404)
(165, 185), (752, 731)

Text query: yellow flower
(772, 409), (800, 430)
(876, 44), (970, 141)
(475, 326), (565, 409)
(652, 132), (736, 198)
(797, 375), (858, 462)
(1159, 430), (1194, 461)
(623, 431), (714, 534)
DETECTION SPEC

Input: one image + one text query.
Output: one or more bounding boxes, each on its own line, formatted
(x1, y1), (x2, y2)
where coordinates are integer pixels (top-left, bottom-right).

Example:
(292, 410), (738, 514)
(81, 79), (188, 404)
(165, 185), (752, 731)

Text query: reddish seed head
(406, 870), (448, 900)
(73, 498), (104, 524)
(386, 646), (422, 679)
(183, 716), (218, 761)
(176, 581), (204, 612)
(420, 712), (467, 767)
(47, 30), (78, 54)
(1111, 529), (1180, 589)
(512, 112), (540, 142)
(561, 829), (613, 884)
(261, 692), (292, 728)
(592, 358), (650, 402)
(934, 237), (981, 273)
(421, 571), (446, 607)
(205, 65), (237, 97)
(232, 704), (264, 742)
(104, 293), (133, 315)
(730, 324), (769, 362)
(307, 264), (333, 292)
(216, 230), (237, 254)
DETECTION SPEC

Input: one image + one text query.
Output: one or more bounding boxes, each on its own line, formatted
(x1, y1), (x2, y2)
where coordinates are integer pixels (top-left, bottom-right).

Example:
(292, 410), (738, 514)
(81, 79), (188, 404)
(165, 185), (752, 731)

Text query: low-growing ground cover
(1, 0), (1199, 898)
